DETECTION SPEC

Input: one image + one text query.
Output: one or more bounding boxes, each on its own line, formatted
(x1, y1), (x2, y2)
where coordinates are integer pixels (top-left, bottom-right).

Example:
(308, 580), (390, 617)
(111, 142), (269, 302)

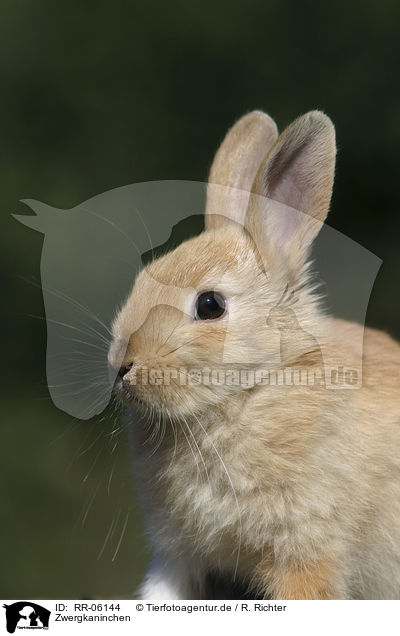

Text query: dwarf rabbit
(108, 110), (400, 599)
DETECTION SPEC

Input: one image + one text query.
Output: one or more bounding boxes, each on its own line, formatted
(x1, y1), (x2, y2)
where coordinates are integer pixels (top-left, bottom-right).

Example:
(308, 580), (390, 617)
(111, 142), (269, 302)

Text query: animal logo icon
(3, 602), (50, 633)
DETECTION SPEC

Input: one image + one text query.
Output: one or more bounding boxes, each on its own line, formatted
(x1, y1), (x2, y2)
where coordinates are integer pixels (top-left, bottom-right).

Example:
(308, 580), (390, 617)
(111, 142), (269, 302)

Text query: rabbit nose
(118, 362), (133, 379)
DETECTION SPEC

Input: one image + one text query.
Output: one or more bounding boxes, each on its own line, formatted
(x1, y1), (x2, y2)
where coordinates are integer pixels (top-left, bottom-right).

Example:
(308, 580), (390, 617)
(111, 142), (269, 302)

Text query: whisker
(21, 275), (113, 337)
(60, 336), (109, 352)
(109, 509), (122, 543)
(148, 413), (167, 457)
(175, 418), (201, 483)
(155, 320), (181, 355)
(46, 417), (81, 449)
(80, 482), (100, 527)
(82, 448), (103, 483)
(134, 206), (155, 261)
(107, 462), (116, 496)
(80, 206), (142, 260)
(112, 511), (130, 562)
(28, 314), (111, 347)
(97, 512), (118, 561)
(66, 421), (98, 474)
(162, 334), (205, 358)
(165, 408), (178, 472)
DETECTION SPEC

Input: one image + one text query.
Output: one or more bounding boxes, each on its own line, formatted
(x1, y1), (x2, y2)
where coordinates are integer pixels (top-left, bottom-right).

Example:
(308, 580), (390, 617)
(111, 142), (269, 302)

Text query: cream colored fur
(109, 111), (400, 599)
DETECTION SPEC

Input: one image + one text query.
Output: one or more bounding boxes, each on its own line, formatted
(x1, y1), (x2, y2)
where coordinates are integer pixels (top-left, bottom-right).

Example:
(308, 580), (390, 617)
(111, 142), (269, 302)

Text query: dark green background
(1, 0), (399, 599)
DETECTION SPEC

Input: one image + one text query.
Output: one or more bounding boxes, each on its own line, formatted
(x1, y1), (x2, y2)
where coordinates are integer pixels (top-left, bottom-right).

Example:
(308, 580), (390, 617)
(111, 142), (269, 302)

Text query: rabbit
(108, 110), (400, 599)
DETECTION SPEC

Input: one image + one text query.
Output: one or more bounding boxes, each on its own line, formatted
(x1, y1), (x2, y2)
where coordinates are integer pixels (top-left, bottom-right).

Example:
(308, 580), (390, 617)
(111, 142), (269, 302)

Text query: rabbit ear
(246, 110), (336, 269)
(206, 111), (278, 230)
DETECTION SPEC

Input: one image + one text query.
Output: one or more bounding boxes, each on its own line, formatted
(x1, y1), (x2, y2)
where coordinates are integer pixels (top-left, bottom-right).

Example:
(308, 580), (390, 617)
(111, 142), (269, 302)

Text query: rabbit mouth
(113, 377), (147, 408)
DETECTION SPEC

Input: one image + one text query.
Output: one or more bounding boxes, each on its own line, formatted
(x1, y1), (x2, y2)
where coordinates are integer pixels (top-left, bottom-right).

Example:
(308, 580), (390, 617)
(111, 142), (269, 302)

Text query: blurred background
(1, 0), (399, 599)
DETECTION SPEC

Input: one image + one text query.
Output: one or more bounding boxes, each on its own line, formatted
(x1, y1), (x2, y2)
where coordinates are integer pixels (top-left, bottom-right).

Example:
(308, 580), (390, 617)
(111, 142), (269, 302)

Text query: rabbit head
(109, 110), (336, 417)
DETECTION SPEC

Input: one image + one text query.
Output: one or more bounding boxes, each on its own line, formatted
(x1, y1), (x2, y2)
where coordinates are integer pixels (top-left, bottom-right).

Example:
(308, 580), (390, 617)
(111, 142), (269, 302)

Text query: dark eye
(195, 291), (226, 320)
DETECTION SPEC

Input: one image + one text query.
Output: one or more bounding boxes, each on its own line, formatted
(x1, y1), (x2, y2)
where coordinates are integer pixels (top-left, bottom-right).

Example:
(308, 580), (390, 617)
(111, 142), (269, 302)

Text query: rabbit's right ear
(245, 111), (336, 271)
(206, 111), (278, 230)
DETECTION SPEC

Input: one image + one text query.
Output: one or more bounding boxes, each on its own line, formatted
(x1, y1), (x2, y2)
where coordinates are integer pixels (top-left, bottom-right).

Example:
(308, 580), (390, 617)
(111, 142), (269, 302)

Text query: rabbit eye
(195, 291), (226, 320)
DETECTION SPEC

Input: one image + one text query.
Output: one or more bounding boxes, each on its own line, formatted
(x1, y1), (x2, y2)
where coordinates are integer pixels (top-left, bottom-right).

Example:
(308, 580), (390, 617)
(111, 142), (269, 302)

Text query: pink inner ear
(261, 197), (311, 251)
(264, 145), (317, 249)
(249, 113), (335, 256)
(269, 158), (306, 215)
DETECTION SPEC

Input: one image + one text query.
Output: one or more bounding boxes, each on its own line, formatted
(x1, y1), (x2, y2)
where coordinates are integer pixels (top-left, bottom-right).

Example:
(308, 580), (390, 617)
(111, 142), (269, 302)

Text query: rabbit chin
(113, 377), (148, 409)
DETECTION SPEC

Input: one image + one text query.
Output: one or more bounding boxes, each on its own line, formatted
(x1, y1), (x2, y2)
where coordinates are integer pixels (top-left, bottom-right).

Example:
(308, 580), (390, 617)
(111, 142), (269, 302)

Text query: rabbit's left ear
(206, 111), (278, 230)
(246, 110), (336, 268)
